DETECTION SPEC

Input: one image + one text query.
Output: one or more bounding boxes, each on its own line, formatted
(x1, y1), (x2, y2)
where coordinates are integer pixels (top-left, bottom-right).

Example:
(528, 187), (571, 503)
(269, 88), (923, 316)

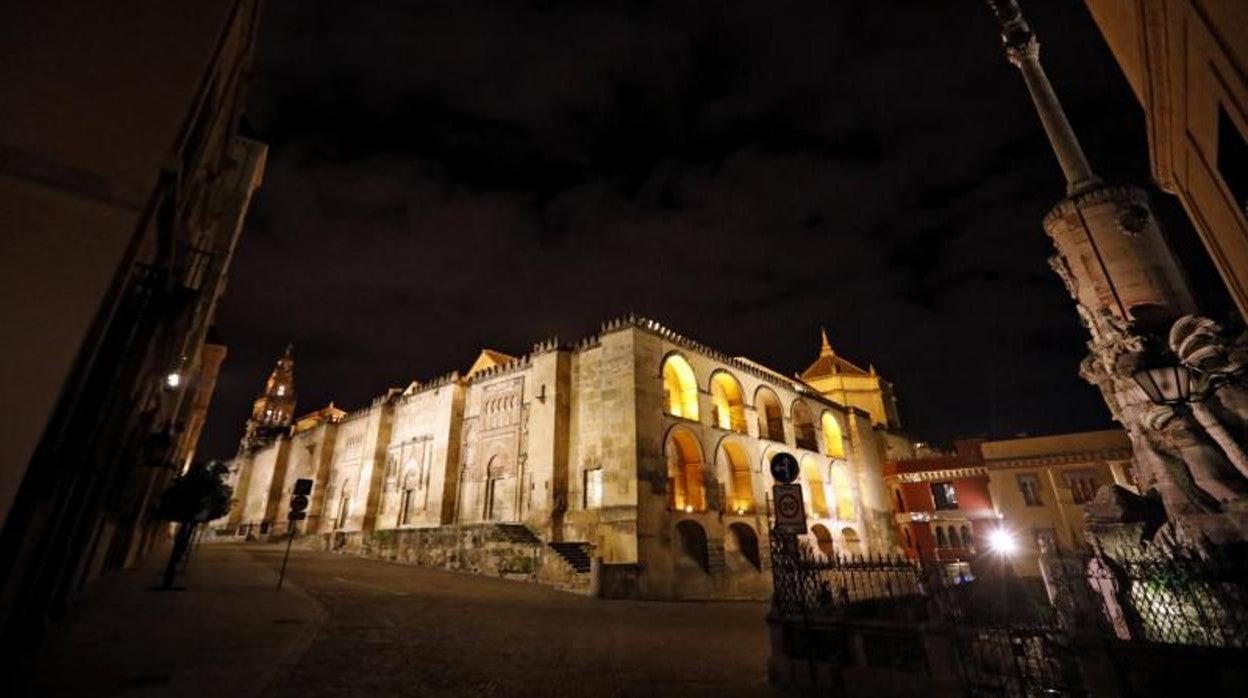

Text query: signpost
(277, 478), (313, 590)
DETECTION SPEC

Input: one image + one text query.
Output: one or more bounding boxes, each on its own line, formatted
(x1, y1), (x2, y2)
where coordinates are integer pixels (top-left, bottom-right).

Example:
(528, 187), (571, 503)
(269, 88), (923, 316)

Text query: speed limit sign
(773, 484), (806, 533)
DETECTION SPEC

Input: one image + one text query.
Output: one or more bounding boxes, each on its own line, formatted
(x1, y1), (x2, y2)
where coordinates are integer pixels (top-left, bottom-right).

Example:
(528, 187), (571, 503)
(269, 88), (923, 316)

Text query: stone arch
(829, 462), (855, 520)
(728, 522), (761, 571)
(821, 411), (846, 459)
(709, 370), (747, 434)
(792, 400), (817, 451)
(676, 520), (709, 573)
(754, 386), (785, 442)
(666, 427), (706, 512)
(811, 523), (835, 558)
(718, 439), (754, 514)
(841, 527), (862, 556)
(800, 456), (829, 517)
(662, 353), (699, 420)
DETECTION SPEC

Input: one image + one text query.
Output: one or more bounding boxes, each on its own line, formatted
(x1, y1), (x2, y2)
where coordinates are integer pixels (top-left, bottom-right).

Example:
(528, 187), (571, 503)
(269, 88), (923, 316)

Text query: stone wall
(318, 525), (591, 594)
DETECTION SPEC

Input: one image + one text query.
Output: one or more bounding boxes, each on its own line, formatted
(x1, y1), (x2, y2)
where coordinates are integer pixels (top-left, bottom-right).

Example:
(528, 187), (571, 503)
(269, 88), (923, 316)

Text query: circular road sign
(289, 494), (310, 513)
(776, 488), (803, 520)
(769, 452), (800, 484)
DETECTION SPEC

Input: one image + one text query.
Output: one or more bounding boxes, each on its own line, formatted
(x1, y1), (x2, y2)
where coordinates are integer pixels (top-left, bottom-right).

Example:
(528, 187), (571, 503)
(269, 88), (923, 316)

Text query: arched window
(755, 387), (785, 442)
(721, 441), (754, 514)
(841, 527), (862, 556)
(792, 401), (817, 451)
(894, 488), (906, 512)
(710, 371), (747, 433)
(936, 526), (949, 548)
(821, 412), (846, 459)
(662, 354), (699, 420)
(811, 524), (835, 558)
(961, 525), (974, 549)
(948, 526), (963, 549)
(666, 429), (706, 512)
(728, 523), (761, 571)
(676, 520), (709, 573)
(830, 464), (856, 520)
(800, 457), (829, 517)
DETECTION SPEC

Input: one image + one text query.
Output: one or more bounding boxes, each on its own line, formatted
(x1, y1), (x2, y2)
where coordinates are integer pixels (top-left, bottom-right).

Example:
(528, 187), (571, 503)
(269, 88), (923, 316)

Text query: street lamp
(1131, 359), (1193, 406)
(987, 528), (1018, 556)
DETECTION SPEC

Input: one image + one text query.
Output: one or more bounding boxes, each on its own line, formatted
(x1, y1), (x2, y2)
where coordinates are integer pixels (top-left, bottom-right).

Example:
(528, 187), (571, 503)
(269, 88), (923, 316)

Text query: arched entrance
(676, 520), (709, 573)
(811, 523), (835, 558)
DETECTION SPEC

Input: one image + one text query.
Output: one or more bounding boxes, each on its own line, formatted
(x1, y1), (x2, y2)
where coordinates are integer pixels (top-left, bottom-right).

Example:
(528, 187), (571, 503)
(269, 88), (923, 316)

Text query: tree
(154, 461), (232, 589)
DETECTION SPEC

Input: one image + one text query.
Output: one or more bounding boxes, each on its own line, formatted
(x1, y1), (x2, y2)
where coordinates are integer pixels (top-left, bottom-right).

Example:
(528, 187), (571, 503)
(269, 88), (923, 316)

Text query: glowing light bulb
(165, 372), (181, 389)
(988, 529), (1017, 556)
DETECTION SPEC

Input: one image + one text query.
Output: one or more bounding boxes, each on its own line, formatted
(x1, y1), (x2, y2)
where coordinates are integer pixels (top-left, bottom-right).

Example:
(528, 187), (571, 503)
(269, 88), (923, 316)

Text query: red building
(885, 440), (998, 574)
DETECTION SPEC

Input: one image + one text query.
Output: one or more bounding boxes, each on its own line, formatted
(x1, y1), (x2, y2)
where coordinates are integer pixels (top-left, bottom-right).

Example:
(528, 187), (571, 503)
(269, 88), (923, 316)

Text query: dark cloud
(199, 0), (1224, 458)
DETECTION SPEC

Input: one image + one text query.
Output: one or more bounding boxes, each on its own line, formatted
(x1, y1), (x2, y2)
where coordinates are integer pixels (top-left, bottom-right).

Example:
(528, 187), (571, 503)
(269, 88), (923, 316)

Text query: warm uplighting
(987, 528), (1018, 555)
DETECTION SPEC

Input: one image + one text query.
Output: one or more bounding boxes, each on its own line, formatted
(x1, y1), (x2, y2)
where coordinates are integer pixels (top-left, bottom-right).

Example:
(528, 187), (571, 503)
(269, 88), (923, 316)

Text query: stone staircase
(548, 541), (592, 574)
(493, 523), (543, 546)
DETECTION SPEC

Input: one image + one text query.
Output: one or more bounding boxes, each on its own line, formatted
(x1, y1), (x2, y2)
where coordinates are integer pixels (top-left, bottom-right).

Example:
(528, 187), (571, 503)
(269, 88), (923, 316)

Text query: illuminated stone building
(1083, 0), (1248, 321)
(227, 317), (903, 599)
(0, 0), (266, 643)
(886, 430), (1136, 576)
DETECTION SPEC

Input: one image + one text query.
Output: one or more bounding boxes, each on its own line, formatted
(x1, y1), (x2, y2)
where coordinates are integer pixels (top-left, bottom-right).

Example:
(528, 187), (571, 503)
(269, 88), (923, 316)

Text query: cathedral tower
(240, 344), (296, 451)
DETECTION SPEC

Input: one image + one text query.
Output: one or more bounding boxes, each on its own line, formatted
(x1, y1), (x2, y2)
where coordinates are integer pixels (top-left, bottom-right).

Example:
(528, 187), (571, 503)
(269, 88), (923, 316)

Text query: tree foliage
(156, 461), (232, 523)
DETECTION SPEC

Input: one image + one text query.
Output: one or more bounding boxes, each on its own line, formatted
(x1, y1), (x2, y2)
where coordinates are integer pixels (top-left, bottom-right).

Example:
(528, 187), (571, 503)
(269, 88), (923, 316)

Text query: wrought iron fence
(770, 525), (1248, 650)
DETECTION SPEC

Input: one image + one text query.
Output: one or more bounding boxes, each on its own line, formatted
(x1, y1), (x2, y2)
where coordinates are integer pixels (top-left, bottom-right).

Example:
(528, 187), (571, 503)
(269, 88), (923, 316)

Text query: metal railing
(770, 526), (1248, 649)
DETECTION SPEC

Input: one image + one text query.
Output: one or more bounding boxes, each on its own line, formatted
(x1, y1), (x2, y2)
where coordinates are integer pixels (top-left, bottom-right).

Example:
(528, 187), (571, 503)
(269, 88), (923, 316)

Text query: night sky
(199, 0), (1223, 460)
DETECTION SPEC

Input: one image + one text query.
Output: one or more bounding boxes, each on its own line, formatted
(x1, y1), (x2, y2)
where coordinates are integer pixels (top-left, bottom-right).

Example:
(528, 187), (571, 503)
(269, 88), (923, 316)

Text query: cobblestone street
(251, 545), (777, 698)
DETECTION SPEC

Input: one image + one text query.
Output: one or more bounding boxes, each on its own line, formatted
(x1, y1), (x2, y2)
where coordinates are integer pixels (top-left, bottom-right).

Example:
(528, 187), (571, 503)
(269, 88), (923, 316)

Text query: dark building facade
(0, 0), (267, 645)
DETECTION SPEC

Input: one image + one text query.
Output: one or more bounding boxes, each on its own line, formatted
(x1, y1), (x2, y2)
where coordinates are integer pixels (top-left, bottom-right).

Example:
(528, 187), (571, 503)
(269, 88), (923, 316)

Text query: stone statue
(1170, 315), (1248, 480)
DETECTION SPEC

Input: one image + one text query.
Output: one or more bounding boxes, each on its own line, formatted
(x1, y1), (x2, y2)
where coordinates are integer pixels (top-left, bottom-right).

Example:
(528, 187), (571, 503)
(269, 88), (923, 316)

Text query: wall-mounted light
(1131, 358), (1193, 406)
(165, 371), (182, 390)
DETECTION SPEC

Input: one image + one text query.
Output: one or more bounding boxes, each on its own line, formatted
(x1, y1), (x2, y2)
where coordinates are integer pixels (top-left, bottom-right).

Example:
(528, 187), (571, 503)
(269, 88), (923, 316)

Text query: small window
(1065, 470), (1098, 504)
(1017, 473), (1043, 506)
(930, 482), (958, 510)
(584, 468), (603, 509)
(1218, 105), (1248, 217)
(1034, 527), (1057, 554)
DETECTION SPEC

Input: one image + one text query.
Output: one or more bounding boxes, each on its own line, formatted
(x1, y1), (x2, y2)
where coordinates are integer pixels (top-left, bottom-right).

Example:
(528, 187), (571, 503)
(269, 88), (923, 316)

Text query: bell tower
(240, 344), (296, 451)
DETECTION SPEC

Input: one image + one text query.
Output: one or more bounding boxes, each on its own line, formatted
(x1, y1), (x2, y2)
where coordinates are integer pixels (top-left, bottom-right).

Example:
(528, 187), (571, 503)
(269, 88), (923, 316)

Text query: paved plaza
(22, 543), (779, 697)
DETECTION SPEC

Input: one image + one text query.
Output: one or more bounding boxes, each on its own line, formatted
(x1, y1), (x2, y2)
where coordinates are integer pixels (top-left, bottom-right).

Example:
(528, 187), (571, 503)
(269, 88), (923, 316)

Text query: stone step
(548, 542), (592, 574)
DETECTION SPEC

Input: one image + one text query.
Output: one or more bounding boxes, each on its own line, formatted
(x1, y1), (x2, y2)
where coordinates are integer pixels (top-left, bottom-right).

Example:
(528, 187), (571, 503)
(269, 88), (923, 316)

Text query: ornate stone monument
(985, 0), (1248, 546)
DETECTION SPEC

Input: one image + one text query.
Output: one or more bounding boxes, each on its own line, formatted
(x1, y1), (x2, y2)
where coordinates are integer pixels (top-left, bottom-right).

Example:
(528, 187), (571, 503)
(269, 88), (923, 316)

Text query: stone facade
(225, 317), (905, 599)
